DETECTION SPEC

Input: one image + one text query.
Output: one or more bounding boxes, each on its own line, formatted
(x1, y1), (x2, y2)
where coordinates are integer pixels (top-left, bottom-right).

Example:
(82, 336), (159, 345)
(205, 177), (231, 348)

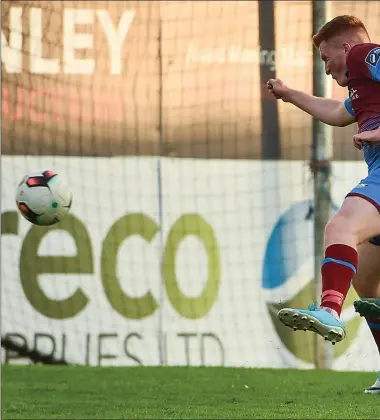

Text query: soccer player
(353, 128), (380, 327)
(353, 128), (380, 324)
(267, 15), (380, 394)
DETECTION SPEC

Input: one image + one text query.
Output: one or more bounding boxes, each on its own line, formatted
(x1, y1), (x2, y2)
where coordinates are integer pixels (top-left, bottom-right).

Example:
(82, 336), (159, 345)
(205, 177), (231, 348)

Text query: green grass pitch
(2, 365), (378, 419)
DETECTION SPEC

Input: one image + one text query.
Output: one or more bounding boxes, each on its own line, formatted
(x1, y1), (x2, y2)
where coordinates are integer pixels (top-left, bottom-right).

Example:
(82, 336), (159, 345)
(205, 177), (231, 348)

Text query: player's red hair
(313, 15), (370, 48)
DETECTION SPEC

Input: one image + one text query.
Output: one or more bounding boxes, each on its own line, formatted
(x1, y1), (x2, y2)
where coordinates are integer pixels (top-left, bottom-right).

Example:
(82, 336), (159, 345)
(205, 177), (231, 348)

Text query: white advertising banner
(1, 156), (378, 371)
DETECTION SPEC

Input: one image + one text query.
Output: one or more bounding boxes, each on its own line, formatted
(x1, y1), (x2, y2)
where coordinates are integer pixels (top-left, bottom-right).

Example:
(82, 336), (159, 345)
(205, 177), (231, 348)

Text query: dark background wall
(2, 1), (379, 160)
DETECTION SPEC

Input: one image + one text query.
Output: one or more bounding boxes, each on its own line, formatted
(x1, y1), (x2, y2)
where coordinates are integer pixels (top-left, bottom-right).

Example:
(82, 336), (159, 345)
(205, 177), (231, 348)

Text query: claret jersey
(344, 43), (380, 170)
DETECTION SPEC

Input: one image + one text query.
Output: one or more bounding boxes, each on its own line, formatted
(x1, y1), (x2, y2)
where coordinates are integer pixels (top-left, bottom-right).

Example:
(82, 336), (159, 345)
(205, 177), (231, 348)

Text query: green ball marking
(52, 201), (58, 209)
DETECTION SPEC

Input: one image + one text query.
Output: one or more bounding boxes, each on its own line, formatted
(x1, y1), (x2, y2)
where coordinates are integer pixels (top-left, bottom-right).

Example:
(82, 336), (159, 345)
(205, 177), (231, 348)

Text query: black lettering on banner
(33, 333), (56, 359)
(98, 333), (117, 366)
(85, 333), (91, 366)
(177, 333), (197, 366)
(61, 333), (66, 361)
(200, 333), (225, 367)
(124, 333), (143, 366)
(2, 333), (28, 364)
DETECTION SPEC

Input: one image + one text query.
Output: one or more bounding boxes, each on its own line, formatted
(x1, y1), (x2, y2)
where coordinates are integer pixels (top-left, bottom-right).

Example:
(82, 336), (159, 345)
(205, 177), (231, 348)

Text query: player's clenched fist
(267, 79), (290, 102)
(353, 127), (380, 150)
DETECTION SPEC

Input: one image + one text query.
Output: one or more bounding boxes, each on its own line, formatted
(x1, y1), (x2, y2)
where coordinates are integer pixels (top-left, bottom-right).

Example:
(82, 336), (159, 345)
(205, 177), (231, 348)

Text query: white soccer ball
(16, 170), (73, 226)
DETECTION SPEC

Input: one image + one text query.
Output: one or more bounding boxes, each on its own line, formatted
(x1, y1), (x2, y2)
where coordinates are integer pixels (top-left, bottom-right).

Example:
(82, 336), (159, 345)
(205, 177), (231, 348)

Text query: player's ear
(343, 42), (352, 54)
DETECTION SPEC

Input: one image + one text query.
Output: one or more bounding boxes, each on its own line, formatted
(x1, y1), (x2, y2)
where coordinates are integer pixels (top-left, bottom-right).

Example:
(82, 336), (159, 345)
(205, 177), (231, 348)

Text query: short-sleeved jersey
(343, 43), (380, 171)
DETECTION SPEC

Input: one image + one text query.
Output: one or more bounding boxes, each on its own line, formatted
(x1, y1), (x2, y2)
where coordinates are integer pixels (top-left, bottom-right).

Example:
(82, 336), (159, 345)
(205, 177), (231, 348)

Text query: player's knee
(325, 212), (373, 245)
(325, 215), (352, 238)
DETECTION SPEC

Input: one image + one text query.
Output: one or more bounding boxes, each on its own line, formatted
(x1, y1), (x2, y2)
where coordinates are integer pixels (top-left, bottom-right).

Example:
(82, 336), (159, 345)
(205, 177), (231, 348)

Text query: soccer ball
(16, 170), (73, 226)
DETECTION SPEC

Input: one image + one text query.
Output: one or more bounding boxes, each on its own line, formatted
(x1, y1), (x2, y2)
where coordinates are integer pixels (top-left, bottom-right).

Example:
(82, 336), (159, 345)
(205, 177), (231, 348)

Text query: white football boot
(365, 377), (380, 394)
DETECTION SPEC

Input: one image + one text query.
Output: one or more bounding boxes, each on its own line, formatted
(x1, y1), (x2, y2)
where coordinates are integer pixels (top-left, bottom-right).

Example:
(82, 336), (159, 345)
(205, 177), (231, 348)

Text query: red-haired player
(267, 15), (380, 394)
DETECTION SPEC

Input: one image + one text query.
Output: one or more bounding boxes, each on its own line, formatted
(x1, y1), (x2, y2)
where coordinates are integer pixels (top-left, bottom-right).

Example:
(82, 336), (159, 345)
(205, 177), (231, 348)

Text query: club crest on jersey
(365, 47), (380, 68)
(349, 88), (359, 100)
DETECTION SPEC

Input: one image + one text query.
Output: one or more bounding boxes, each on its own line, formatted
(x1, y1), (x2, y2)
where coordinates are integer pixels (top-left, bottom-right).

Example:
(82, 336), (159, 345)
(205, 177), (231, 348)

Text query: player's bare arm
(353, 126), (380, 149)
(267, 78), (355, 127)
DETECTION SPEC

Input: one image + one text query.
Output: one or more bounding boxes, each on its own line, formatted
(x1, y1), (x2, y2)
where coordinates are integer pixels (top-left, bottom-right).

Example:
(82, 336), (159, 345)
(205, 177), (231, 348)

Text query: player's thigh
(332, 195), (380, 243)
(353, 241), (380, 298)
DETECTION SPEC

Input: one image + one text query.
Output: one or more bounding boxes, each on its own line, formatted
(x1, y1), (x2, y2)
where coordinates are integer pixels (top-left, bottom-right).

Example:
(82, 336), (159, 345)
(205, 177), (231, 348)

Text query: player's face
(319, 40), (350, 87)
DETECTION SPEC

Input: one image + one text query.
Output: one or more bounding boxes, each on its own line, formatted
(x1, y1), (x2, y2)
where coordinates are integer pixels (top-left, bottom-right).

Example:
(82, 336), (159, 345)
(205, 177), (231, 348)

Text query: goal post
(311, 0), (333, 370)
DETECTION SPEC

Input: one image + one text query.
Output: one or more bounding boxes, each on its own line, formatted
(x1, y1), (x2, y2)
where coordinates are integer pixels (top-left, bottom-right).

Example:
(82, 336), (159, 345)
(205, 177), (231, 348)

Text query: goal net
(2, 0), (379, 370)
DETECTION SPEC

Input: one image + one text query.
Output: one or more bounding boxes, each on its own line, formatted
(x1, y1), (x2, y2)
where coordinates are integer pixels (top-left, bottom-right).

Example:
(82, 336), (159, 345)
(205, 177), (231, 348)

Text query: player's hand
(267, 79), (291, 102)
(353, 127), (380, 150)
